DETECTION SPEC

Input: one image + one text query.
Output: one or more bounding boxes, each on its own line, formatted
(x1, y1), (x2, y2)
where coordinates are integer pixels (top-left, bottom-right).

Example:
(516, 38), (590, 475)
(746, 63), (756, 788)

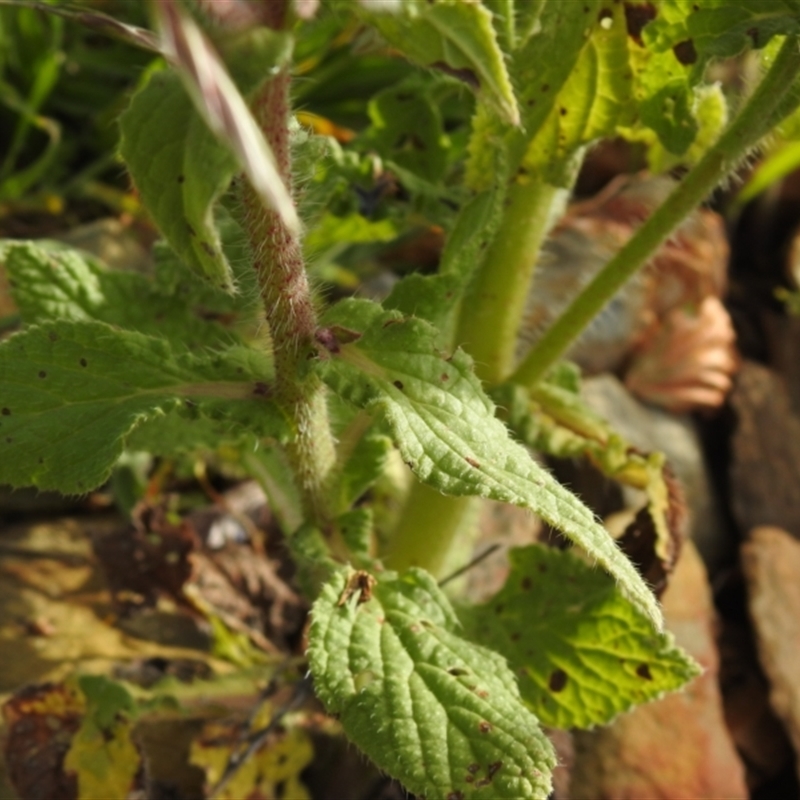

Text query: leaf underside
(460, 545), (700, 729)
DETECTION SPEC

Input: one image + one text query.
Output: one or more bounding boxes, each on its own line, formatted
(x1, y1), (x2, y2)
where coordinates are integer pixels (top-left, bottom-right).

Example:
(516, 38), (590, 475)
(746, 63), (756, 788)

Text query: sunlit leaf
(317, 299), (662, 628)
(460, 545), (700, 729)
(308, 566), (556, 799)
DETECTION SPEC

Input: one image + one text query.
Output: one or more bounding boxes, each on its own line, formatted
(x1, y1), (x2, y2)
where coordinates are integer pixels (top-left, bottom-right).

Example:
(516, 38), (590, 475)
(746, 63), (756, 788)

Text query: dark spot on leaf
(541, 83), (550, 92)
(495, 604), (504, 614)
(253, 382), (270, 397)
(637, 663), (653, 680)
(440, 373), (449, 381)
(475, 688), (489, 699)
(522, 576), (532, 590)
(200, 242), (215, 257)
(420, 619), (433, 629)
(510, 632), (521, 642)
(465, 457), (480, 468)
(598, 8), (613, 23)
(549, 669), (568, 693)
(487, 761), (503, 780)
(527, 98), (536, 107)
(393, 380), (404, 391)
(430, 61), (479, 90)
(80, 359), (87, 367)
(747, 26), (759, 46)
(479, 721), (492, 733)
(559, 107), (568, 116)
(5, 437), (11, 443)
(38, 458), (43, 464)
(447, 793), (464, 800)
(177, 174), (185, 183)
(48, 331), (58, 342)
(38, 370), (46, 379)
(448, 667), (469, 677)
(1, 408), (9, 416)
(409, 623), (421, 633)
(673, 39), (697, 65)
(583, 5), (590, 11)
(382, 318), (400, 328)
(538, 563), (547, 573)
(465, 776), (475, 783)
(467, 763), (480, 774)
(186, 223), (196, 237)
(624, 2), (656, 44)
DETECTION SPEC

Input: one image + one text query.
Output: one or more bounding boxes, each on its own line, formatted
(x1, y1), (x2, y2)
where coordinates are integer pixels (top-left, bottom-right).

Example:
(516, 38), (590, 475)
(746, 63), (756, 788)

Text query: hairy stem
(511, 35), (800, 388)
(455, 178), (566, 384)
(242, 68), (337, 527)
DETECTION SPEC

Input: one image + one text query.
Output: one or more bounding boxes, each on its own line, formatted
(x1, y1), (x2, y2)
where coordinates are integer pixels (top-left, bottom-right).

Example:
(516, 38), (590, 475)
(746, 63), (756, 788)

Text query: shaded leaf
(308, 566), (556, 800)
(317, 299), (662, 628)
(460, 545), (700, 729)
(0, 321), (285, 494)
(644, 0), (800, 67)
(361, 0), (519, 125)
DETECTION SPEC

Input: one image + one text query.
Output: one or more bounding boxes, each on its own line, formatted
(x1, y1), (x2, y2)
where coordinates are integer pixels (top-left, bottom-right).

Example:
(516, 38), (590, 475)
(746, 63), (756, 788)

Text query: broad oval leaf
(0, 320), (285, 494)
(460, 546), (700, 729)
(308, 566), (556, 800)
(316, 299), (662, 629)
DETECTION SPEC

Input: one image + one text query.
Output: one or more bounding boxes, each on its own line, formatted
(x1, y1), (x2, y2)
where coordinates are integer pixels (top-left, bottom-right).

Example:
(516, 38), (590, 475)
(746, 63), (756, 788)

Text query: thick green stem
(385, 483), (477, 577)
(512, 36), (800, 389)
(242, 68), (337, 527)
(456, 178), (566, 384)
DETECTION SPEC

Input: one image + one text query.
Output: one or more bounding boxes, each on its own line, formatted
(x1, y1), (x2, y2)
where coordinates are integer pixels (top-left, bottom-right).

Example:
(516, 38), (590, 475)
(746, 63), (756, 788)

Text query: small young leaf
(120, 67), (239, 292)
(0, 321), (285, 494)
(361, 0), (520, 126)
(308, 566), (556, 800)
(460, 545), (701, 729)
(317, 299), (662, 628)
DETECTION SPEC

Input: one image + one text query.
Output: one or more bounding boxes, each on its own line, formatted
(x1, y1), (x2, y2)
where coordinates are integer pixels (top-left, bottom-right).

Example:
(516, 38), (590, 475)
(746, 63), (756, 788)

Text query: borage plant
(3, 1), (800, 797)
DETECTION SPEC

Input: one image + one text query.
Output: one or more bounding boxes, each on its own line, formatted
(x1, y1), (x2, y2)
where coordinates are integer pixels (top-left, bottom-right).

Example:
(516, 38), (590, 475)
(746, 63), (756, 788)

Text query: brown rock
(730, 361), (800, 537)
(742, 526), (800, 781)
(569, 541), (748, 799)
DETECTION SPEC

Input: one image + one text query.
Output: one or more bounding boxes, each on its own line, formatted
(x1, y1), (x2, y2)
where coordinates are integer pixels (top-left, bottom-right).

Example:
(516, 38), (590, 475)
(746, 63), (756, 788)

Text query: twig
(438, 544), (502, 588)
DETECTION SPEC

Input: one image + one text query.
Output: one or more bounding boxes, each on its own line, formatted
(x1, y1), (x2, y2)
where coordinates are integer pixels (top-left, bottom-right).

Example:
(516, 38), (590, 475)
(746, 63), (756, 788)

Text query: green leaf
(119, 67), (239, 293)
(0, 321), (285, 494)
(521, 3), (635, 182)
(439, 182), (506, 280)
(460, 546), (701, 729)
(644, 0), (800, 66)
(361, 0), (519, 126)
(317, 299), (662, 628)
(2, 240), (248, 347)
(304, 212), (398, 259)
(307, 566), (556, 800)
(335, 426), (393, 512)
(368, 80), (450, 181)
